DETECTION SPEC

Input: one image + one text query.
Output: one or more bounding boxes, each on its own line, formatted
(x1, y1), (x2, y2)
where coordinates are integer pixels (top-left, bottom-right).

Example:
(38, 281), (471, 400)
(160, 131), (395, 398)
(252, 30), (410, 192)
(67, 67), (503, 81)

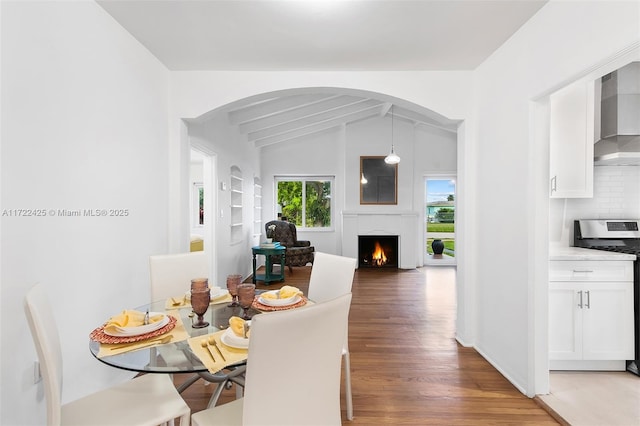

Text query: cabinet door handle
(550, 176), (557, 193)
(577, 290), (583, 308)
(585, 290), (590, 309)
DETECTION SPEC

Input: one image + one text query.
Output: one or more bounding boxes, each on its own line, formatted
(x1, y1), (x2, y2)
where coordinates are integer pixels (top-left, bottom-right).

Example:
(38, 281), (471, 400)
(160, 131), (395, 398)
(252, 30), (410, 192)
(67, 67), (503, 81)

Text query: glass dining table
(89, 296), (261, 381)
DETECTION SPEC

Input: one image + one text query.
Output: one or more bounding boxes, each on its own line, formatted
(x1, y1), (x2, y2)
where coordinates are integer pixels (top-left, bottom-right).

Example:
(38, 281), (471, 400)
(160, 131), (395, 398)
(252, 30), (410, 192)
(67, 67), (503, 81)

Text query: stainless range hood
(594, 61), (640, 166)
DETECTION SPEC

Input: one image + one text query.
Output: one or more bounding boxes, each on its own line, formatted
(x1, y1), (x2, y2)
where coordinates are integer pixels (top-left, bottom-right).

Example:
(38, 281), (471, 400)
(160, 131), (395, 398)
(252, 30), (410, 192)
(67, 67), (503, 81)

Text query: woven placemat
(90, 315), (177, 344)
(252, 296), (307, 311)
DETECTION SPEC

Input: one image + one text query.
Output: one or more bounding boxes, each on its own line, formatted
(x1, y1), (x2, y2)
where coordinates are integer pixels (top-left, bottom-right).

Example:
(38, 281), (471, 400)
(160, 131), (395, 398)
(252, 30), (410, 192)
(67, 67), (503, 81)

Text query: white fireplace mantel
(342, 210), (419, 269)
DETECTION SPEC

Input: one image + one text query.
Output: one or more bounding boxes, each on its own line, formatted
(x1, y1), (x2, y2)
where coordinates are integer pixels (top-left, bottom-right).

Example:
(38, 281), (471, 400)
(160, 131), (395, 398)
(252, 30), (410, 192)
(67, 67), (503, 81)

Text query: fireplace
(358, 235), (398, 268)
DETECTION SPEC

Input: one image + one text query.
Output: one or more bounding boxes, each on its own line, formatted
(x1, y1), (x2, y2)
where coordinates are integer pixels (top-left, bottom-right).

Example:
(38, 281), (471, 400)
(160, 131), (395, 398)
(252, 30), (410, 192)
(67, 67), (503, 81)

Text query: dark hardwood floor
(174, 266), (559, 425)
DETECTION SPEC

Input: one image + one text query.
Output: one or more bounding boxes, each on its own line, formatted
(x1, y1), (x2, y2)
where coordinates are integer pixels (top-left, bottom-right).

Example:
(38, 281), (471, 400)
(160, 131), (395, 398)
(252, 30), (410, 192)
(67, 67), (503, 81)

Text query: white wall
(471, 0), (639, 396)
(1, 2), (170, 424)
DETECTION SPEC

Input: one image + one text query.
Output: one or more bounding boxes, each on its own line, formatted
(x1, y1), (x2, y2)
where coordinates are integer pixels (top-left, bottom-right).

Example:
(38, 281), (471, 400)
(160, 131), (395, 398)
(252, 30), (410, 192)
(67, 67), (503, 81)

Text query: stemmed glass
(190, 278), (210, 328)
(237, 283), (256, 320)
(226, 274), (242, 307)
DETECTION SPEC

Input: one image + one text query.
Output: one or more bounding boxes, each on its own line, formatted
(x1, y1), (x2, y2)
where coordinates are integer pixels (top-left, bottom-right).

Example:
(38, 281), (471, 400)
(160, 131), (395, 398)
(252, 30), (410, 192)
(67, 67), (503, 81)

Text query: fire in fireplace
(358, 235), (398, 268)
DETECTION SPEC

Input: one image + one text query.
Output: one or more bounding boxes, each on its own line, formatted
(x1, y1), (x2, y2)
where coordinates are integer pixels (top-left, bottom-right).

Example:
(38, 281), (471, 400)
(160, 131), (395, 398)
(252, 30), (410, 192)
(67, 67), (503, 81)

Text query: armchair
(265, 220), (315, 273)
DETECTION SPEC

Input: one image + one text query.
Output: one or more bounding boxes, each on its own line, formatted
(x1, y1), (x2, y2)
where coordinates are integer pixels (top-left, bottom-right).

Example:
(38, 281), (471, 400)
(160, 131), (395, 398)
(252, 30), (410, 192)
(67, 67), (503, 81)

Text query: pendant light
(384, 105), (401, 164)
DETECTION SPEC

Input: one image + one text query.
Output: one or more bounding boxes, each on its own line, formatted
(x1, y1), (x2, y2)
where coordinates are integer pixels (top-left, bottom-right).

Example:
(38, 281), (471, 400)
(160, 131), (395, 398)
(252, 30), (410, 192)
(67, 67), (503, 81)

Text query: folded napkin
(260, 285), (303, 300)
(165, 291), (232, 309)
(229, 316), (250, 338)
(103, 310), (163, 334)
(97, 313), (190, 357)
(187, 330), (248, 374)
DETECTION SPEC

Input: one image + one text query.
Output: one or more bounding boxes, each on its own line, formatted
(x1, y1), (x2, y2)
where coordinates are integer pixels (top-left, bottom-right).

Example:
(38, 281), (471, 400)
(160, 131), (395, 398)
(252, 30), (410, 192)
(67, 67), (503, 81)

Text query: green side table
(252, 245), (286, 285)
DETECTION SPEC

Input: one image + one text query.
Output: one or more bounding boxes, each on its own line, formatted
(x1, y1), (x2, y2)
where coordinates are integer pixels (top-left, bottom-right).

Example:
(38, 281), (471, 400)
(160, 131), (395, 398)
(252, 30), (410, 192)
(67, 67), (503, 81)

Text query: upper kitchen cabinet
(549, 79), (596, 198)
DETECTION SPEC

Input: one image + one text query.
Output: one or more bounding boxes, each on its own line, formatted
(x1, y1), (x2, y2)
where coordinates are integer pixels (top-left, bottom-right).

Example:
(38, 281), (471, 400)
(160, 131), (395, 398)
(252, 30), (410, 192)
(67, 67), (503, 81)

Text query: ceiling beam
(253, 104), (386, 148)
(246, 98), (383, 141)
(227, 94), (335, 125)
(238, 95), (372, 134)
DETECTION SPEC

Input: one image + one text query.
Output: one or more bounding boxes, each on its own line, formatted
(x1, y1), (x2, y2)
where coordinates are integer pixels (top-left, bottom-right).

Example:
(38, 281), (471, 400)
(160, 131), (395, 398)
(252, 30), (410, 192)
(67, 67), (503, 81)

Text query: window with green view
(276, 177), (333, 229)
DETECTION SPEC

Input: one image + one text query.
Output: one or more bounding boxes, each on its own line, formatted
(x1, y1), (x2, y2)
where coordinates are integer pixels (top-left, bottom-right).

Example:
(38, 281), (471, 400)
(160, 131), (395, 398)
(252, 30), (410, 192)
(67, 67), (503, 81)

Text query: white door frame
(189, 146), (218, 283)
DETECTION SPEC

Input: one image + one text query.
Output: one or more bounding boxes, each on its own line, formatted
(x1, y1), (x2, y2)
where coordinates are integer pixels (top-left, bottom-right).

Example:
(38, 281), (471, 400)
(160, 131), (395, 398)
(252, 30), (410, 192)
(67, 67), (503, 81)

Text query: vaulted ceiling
(97, 0), (547, 145)
(223, 92), (460, 147)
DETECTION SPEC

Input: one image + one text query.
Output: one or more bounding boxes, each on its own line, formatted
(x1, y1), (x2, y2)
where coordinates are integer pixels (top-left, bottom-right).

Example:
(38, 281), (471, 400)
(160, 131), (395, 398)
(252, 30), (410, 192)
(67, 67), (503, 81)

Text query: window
(276, 177), (333, 229)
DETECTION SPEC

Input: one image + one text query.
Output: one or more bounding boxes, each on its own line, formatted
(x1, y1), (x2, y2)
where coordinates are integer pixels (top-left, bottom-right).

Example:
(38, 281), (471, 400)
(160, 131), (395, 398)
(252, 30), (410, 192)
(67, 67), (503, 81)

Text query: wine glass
(226, 274), (242, 307)
(190, 278), (210, 328)
(237, 283), (256, 320)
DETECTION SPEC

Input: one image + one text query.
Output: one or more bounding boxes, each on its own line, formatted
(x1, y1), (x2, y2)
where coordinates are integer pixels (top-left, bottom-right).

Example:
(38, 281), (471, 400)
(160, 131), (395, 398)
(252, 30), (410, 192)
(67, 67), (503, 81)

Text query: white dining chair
(149, 252), (246, 406)
(149, 251), (209, 301)
(307, 251), (357, 420)
(191, 293), (352, 426)
(24, 283), (191, 426)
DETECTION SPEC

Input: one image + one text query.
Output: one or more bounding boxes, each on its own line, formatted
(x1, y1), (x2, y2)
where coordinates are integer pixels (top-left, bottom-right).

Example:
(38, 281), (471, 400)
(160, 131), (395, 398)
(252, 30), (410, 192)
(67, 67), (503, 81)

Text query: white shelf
(230, 165), (243, 244)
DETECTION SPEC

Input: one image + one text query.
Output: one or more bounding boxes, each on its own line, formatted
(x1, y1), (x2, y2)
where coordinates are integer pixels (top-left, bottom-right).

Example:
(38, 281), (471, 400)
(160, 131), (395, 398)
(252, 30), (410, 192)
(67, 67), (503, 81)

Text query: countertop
(549, 246), (636, 261)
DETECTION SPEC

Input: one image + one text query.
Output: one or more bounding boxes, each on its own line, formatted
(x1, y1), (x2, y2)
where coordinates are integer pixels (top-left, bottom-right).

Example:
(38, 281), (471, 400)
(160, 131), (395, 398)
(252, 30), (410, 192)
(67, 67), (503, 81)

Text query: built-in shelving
(230, 166), (243, 243)
(253, 178), (262, 238)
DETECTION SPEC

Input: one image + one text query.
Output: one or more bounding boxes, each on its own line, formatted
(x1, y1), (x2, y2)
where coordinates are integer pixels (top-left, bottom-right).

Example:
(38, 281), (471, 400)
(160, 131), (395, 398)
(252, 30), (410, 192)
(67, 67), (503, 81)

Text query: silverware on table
(200, 339), (216, 363)
(208, 336), (226, 362)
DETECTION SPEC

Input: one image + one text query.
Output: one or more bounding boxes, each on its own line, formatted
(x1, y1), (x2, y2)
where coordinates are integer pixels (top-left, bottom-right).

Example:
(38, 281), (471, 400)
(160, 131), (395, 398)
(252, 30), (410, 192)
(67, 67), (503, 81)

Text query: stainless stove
(574, 219), (640, 376)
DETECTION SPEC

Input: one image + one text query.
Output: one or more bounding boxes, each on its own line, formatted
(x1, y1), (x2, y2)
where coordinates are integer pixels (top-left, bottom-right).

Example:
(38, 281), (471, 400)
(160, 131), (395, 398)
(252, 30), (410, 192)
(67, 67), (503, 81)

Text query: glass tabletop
(89, 297), (261, 374)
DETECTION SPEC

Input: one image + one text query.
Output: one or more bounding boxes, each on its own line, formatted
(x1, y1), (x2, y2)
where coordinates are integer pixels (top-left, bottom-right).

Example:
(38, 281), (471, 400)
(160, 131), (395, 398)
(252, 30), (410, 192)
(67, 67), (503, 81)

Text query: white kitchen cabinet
(549, 79), (595, 198)
(549, 260), (634, 370)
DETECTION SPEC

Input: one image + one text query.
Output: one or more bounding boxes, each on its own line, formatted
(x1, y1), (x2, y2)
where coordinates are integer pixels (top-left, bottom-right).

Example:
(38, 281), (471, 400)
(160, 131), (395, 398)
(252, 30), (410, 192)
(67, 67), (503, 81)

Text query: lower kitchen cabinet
(549, 260), (634, 370)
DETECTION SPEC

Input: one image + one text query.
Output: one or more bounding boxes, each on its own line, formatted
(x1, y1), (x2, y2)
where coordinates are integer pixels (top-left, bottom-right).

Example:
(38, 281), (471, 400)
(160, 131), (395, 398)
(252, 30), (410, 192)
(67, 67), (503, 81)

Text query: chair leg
(344, 351), (353, 420)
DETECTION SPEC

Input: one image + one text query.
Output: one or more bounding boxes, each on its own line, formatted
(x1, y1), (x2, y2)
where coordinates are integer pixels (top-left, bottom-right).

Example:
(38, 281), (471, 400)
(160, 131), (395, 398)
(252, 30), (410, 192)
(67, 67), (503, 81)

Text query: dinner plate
(103, 313), (169, 337)
(221, 323), (250, 349)
(258, 291), (301, 307)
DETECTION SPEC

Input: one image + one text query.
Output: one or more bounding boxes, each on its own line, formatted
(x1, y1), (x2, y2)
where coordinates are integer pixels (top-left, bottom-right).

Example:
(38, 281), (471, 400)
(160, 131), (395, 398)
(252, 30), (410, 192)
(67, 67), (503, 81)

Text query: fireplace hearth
(358, 235), (398, 268)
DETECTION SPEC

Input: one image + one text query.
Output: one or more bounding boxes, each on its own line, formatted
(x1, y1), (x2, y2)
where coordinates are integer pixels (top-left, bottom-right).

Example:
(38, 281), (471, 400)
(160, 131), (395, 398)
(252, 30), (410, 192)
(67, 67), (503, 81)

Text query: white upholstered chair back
(306, 251), (357, 420)
(192, 293), (352, 426)
(24, 283), (191, 426)
(243, 293), (352, 425)
(149, 251), (209, 301)
(24, 284), (64, 425)
(307, 252), (357, 302)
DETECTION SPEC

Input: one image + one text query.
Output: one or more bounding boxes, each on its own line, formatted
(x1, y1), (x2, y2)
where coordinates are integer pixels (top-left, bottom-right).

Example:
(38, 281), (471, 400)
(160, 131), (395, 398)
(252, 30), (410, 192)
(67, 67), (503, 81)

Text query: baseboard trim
(533, 395), (570, 426)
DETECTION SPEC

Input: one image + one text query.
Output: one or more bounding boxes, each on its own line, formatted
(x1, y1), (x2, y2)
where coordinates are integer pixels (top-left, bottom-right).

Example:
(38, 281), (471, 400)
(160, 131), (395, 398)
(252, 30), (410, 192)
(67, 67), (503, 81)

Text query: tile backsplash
(550, 165), (640, 245)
